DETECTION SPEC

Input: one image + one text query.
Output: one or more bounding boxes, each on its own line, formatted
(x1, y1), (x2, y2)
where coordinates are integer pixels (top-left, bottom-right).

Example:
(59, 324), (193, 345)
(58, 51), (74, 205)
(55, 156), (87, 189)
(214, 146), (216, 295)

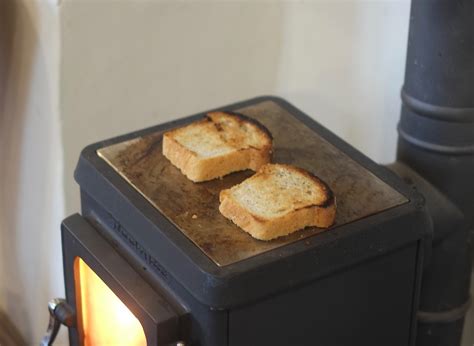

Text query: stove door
(61, 214), (184, 346)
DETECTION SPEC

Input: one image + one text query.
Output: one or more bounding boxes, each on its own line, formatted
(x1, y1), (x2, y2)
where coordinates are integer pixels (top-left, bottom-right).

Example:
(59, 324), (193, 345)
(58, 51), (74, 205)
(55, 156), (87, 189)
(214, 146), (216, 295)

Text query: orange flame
(74, 257), (147, 346)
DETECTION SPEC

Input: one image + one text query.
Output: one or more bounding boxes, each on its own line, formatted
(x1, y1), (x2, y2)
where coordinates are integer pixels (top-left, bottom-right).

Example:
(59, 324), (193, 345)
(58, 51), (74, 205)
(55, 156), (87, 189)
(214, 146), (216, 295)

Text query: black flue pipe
(394, 0), (474, 345)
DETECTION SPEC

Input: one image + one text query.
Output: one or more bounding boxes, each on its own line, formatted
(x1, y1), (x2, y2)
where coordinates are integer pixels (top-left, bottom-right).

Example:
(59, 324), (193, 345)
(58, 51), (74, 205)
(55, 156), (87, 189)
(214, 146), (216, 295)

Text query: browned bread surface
(162, 111), (272, 182)
(219, 163), (336, 240)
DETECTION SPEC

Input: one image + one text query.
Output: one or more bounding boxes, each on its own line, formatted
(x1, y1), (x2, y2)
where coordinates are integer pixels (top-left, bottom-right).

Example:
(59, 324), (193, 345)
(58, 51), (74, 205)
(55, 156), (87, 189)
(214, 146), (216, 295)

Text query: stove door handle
(40, 298), (76, 346)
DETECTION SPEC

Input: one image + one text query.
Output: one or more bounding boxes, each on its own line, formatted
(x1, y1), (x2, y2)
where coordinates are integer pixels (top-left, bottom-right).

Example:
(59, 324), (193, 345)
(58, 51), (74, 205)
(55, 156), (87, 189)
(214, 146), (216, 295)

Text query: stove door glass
(62, 214), (183, 346)
(74, 257), (147, 346)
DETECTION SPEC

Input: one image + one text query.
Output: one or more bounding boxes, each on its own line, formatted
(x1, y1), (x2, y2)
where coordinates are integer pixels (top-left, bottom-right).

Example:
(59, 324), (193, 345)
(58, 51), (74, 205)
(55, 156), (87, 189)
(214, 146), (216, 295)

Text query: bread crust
(219, 164), (336, 241)
(162, 112), (272, 182)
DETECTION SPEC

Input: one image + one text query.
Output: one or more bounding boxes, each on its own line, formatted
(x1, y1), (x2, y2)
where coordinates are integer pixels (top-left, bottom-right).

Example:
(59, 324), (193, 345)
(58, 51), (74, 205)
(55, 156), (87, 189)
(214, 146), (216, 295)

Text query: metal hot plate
(97, 100), (408, 266)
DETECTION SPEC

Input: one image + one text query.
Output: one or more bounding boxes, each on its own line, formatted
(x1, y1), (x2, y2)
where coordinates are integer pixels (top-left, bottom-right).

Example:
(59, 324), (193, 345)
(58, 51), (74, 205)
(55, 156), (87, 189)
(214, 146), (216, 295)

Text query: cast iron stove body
(61, 97), (429, 346)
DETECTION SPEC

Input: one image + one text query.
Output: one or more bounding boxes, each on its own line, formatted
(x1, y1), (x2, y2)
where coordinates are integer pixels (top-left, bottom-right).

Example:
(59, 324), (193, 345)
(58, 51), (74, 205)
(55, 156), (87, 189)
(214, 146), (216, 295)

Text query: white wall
(0, 0), (64, 343)
(277, 0), (410, 163)
(60, 0), (283, 214)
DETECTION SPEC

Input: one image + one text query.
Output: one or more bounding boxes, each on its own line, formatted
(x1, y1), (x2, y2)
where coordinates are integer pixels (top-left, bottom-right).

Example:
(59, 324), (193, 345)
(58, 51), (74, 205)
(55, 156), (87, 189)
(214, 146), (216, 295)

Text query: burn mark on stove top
(97, 100), (408, 266)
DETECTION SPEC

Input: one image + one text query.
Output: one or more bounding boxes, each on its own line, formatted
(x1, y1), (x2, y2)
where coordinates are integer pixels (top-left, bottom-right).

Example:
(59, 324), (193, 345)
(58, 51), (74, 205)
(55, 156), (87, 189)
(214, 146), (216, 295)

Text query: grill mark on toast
(206, 111), (272, 150)
(212, 111), (274, 142)
(164, 112), (273, 182)
(213, 121), (224, 132)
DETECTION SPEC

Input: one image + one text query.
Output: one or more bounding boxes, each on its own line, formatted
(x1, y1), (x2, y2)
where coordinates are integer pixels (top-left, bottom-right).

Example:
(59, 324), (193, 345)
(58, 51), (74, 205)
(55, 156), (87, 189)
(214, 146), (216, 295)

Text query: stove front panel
(229, 243), (421, 346)
(61, 211), (423, 346)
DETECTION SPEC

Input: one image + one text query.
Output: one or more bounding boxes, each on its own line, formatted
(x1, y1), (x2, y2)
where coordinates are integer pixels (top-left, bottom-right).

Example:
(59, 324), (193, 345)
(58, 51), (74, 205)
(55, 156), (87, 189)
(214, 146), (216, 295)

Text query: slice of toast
(162, 111), (272, 182)
(219, 164), (336, 240)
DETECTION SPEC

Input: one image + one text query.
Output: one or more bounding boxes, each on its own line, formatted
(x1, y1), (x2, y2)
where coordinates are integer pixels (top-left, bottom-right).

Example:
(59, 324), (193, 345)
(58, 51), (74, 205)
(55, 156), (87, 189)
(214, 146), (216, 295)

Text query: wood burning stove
(43, 97), (430, 346)
(42, 0), (473, 344)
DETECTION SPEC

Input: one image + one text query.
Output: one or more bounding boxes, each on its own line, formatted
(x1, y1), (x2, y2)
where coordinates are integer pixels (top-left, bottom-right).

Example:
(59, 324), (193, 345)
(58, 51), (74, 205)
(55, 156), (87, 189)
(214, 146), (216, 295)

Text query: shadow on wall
(0, 0), (36, 343)
(0, 0), (62, 343)
(0, 0), (29, 342)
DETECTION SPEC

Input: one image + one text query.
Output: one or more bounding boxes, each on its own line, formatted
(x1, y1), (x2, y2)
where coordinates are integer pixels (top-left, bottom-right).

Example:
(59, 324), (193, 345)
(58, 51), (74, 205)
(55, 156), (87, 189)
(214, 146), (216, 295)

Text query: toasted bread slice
(219, 164), (336, 240)
(163, 111), (272, 182)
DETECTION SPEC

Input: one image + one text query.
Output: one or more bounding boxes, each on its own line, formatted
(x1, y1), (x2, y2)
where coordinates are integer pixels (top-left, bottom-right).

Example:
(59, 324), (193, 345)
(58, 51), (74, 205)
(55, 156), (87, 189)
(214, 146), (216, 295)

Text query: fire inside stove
(74, 258), (146, 346)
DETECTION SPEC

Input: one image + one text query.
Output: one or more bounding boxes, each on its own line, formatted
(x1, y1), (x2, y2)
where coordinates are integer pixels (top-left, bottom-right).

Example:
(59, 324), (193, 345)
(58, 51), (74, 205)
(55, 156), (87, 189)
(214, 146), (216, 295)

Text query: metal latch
(40, 298), (76, 346)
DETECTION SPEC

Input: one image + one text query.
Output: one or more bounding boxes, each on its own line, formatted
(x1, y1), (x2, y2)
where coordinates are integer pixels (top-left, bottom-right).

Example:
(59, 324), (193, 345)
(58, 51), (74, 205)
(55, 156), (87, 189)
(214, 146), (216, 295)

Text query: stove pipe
(392, 0), (474, 345)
